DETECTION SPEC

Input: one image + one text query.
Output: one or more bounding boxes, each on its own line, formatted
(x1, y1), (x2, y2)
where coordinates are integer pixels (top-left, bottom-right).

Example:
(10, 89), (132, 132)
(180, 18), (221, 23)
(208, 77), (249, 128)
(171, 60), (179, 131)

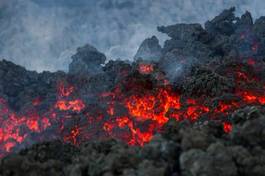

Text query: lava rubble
(1, 7), (265, 176)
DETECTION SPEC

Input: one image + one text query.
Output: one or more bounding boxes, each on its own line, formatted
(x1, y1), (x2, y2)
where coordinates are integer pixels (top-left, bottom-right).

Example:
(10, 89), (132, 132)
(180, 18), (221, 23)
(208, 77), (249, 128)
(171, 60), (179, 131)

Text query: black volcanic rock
(182, 67), (235, 97)
(205, 7), (237, 36)
(0, 59), (61, 111)
(0, 141), (78, 176)
(158, 24), (207, 41)
(180, 143), (237, 176)
(254, 16), (265, 38)
(134, 36), (162, 62)
(158, 23), (213, 62)
(69, 44), (106, 76)
(253, 16), (265, 56)
(230, 106), (265, 148)
(236, 11), (253, 29)
(155, 7), (265, 76)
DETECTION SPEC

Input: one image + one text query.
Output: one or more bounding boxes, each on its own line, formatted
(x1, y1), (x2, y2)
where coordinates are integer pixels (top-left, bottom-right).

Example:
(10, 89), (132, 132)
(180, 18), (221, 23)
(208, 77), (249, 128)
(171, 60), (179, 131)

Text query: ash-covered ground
(1, 8), (265, 176)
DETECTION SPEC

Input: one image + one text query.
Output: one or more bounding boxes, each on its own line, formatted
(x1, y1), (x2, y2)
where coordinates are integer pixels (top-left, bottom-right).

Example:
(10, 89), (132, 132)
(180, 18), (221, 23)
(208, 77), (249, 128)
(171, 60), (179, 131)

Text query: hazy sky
(0, 0), (265, 72)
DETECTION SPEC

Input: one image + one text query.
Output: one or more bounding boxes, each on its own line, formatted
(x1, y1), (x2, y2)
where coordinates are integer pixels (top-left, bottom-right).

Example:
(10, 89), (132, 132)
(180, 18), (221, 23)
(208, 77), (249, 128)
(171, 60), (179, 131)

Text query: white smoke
(0, 0), (265, 72)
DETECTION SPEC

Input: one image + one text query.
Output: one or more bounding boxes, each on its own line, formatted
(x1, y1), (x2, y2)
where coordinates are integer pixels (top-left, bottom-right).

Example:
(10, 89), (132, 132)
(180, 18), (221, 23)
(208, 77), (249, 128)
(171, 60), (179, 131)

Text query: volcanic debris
(1, 8), (265, 176)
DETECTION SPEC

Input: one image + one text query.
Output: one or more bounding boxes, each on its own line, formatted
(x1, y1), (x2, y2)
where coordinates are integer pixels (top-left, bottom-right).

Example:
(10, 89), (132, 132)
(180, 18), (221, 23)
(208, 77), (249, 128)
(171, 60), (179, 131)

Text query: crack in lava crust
(0, 61), (265, 157)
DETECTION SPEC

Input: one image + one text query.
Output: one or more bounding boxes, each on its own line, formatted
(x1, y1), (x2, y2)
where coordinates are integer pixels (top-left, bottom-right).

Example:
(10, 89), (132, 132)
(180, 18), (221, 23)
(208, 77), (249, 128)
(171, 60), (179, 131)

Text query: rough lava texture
(1, 8), (265, 176)
(134, 36), (162, 62)
(69, 44), (106, 76)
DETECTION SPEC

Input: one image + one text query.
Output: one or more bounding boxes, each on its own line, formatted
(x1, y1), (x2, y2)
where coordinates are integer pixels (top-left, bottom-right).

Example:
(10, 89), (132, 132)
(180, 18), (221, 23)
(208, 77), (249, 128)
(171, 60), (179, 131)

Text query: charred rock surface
(69, 44), (106, 76)
(134, 36), (162, 62)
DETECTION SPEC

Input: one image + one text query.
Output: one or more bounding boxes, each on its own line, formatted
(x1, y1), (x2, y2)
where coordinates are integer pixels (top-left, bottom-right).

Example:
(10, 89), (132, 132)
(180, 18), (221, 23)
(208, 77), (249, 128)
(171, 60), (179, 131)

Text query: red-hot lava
(0, 60), (265, 157)
(138, 63), (154, 74)
(223, 122), (233, 134)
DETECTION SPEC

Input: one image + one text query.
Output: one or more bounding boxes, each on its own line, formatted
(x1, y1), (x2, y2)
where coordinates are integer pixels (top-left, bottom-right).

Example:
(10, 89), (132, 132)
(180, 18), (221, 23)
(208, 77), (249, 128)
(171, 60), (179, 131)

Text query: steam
(0, 0), (265, 72)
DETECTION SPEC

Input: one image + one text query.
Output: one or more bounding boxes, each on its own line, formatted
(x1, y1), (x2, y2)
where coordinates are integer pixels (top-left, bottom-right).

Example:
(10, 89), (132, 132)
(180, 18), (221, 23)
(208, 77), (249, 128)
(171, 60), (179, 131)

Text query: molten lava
(58, 81), (75, 97)
(55, 99), (85, 112)
(223, 122), (233, 134)
(0, 58), (265, 157)
(138, 63), (154, 74)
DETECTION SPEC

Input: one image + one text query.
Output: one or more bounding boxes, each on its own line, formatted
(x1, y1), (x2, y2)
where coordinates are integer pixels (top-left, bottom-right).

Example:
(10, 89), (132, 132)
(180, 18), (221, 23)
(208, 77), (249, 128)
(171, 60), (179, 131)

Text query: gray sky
(0, 0), (265, 72)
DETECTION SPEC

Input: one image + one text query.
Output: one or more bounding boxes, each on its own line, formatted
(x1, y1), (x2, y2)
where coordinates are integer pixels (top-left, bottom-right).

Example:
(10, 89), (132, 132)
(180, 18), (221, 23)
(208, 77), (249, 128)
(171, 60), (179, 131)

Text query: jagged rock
(158, 23), (213, 58)
(230, 106), (263, 124)
(254, 16), (265, 39)
(0, 141), (78, 176)
(158, 24), (206, 41)
(180, 128), (214, 151)
(236, 11), (253, 30)
(69, 44), (106, 76)
(64, 139), (141, 176)
(0, 59), (38, 98)
(0, 59), (59, 111)
(230, 146), (265, 176)
(182, 67), (235, 97)
(205, 7), (238, 36)
(230, 106), (265, 148)
(136, 160), (167, 176)
(134, 36), (162, 62)
(180, 143), (237, 176)
(253, 16), (265, 56)
(140, 134), (180, 174)
(161, 119), (192, 142)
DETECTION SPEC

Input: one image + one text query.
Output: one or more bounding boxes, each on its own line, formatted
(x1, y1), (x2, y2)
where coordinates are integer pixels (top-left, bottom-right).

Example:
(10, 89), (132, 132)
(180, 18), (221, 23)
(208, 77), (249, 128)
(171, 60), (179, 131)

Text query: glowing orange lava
(138, 63), (154, 74)
(55, 99), (85, 112)
(58, 81), (74, 97)
(0, 62), (265, 157)
(223, 122), (233, 134)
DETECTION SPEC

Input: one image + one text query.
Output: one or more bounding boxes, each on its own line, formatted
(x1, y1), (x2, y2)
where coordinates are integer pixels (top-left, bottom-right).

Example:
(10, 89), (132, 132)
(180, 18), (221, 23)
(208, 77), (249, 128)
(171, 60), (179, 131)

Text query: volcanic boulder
(180, 143), (237, 176)
(205, 7), (237, 36)
(158, 23), (213, 61)
(69, 44), (106, 76)
(0, 59), (62, 111)
(134, 36), (162, 62)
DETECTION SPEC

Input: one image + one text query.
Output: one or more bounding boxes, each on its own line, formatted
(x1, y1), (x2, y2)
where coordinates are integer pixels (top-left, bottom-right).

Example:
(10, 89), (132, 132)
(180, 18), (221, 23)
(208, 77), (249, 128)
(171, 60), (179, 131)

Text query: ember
(57, 81), (75, 97)
(247, 58), (256, 66)
(138, 63), (154, 74)
(223, 122), (233, 134)
(55, 99), (85, 112)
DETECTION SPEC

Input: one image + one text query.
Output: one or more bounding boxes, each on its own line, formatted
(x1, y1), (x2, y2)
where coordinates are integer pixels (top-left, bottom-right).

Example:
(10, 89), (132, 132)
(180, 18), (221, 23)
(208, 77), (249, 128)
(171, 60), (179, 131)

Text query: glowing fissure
(0, 60), (265, 156)
(138, 63), (154, 74)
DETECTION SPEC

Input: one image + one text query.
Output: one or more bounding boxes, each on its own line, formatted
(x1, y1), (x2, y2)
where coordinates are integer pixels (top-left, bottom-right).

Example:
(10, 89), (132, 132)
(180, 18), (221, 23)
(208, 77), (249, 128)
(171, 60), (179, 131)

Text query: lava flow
(0, 59), (265, 157)
(138, 63), (154, 74)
